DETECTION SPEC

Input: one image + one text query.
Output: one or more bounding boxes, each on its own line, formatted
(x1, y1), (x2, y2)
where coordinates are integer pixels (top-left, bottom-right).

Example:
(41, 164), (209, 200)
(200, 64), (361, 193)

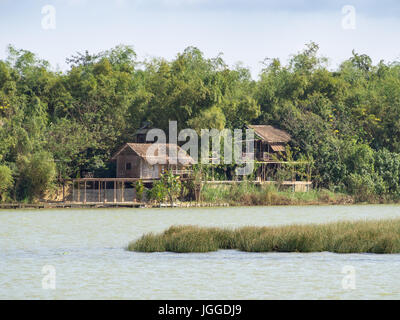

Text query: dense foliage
(1, 42), (400, 201)
(147, 171), (182, 206)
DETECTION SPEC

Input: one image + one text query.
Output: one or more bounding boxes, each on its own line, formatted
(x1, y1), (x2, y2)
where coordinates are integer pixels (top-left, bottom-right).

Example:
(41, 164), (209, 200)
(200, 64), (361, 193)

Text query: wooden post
(72, 181), (75, 203)
(62, 181), (65, 203)
(98, 181), (101, 203)
(265, 163), (267, 181)
(292, 165), (295, 193)
(200, 181), (202, 204)
(77, 180), (80, 203)
(103, 181), (106, 203)
(262, 163), (264, 182)
(121, 181), (125, 202)
(84, 181), (87, 203)
(114, 181), (116, 203)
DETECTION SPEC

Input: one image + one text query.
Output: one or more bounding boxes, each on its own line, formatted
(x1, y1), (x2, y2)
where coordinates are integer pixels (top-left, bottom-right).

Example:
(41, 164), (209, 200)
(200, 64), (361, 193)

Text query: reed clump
(200, 183), (352, 206)
(128, 219), (400, 254)
(128, 225), (237, 253)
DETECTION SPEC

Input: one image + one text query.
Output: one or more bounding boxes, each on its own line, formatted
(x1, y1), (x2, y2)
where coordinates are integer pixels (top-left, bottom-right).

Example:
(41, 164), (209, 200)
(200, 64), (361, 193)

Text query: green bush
(346, 173), (376, 202)
(147, 180), (167, 205)
(16, 151), (56, 201)
(135, 180), (145, 202)
(0, 164), (13, 202)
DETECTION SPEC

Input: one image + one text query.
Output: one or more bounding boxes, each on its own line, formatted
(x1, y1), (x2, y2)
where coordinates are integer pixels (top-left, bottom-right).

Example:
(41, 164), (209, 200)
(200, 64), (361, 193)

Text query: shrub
(346, 173), (377, 202)
(0, 164), (13, 202)
(148, 180), (167, 205)
(16, 151), (56, 201)
(135, 179), (144, 202)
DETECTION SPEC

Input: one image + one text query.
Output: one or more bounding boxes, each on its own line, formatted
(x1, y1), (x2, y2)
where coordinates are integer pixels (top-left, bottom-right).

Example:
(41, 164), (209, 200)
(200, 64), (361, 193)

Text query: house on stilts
(70, 142), (194, 204)
(245, 124), (312, 192)
(66, 123), (312, 204)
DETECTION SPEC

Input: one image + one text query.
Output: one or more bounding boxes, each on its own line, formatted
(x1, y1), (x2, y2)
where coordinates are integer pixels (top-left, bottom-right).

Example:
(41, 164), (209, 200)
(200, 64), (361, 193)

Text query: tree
(16, 151), (56, 201)
(135, 179), (145, 202)
(0, 165), (13, 202)
(3, 42), (400, 202)
(187, 106), (226, 133)
(160, 171), (182, 206)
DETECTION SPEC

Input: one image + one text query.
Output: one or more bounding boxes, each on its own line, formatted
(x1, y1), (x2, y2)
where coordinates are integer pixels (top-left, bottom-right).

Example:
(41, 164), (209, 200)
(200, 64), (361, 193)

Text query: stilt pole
(77, 180), (80, 203)
(84, 181), (87, 203)
(98, 181), (101, 202)
(114, 181), (116, 203)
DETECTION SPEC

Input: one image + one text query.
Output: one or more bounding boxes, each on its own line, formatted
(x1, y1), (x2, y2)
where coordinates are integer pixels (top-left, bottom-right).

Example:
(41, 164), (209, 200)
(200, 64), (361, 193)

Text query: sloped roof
(248, 125), (291, 144)
(111, 143), (195, 165)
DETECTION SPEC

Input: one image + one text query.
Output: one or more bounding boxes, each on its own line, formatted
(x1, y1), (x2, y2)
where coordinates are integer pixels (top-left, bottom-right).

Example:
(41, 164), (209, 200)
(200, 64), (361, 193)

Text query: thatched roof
(111, 143), (195, 165)
(248, 125), (291, 144)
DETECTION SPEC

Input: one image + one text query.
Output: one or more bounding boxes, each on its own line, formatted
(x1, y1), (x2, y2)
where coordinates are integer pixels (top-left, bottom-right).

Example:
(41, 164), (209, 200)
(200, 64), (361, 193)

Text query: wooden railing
(171, 169), (193, 176)
(254, 152), (274, 161)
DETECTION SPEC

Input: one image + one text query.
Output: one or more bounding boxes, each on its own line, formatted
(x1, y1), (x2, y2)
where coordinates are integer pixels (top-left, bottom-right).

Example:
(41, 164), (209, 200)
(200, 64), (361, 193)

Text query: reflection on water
(1, 205), (400, 299)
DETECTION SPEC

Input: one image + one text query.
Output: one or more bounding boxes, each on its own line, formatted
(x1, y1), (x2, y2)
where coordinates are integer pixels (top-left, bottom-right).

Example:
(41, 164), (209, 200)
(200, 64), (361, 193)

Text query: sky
(0, 0), (399, 78)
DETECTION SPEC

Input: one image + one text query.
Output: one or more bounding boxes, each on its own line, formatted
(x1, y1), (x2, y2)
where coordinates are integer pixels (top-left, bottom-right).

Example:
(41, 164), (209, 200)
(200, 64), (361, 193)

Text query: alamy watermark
(42, 265), (56, 290)
(145, 121), (255, 176)
(342, 5), (356, 30)
(41, 5), (56, 30)
(341, 265), (356, 290)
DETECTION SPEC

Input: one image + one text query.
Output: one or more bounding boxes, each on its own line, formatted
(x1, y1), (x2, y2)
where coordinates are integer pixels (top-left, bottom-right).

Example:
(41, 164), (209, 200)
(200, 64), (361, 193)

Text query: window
(126, 162), (132, 170)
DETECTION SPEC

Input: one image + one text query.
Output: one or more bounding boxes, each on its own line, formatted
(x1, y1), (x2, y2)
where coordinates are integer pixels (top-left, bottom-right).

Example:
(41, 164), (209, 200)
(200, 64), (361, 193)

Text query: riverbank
(128, 219), (400, 254)
(0, 202), (231, 210)
(0, 184), (388, 209)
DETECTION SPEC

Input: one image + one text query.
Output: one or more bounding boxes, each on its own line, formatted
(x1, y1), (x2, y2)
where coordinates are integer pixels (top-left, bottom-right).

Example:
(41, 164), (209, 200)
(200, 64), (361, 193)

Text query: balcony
(170, 169), (194, 177)
(253, 152), (275, 162)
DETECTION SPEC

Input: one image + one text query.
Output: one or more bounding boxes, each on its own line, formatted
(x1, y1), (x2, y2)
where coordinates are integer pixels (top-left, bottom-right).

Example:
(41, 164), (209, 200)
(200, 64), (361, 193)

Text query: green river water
(1, 205), (400, 299)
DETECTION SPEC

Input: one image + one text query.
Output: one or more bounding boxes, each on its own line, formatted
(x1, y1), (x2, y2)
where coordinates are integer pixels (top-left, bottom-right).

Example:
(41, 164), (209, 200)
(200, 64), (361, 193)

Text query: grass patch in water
(127, 219), (400, 254)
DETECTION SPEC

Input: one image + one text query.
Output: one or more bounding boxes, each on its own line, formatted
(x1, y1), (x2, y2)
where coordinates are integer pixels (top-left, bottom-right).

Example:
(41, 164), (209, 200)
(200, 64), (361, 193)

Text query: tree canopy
(1, 42), (400, 201)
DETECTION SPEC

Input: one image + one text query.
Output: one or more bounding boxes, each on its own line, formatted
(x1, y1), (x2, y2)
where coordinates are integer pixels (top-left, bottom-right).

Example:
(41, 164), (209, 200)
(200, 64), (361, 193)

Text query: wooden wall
(116, 148), (188, 179)
(116, 149), (163, 179)
(116, 149), (141, 178)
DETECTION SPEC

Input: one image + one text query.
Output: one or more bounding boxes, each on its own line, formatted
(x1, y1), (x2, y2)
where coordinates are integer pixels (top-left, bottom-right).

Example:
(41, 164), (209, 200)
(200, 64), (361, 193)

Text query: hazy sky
(0, 0), (399, 77)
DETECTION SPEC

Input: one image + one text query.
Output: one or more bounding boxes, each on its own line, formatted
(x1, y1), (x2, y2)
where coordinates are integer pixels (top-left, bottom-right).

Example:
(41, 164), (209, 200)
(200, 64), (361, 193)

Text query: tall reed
(200, 183), (352, 206)
(128, 219), (400, 254)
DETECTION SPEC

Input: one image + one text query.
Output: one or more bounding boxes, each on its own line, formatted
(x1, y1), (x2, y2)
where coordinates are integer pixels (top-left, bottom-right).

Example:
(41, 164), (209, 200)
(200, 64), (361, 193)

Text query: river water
(1, 205), (400, 299)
